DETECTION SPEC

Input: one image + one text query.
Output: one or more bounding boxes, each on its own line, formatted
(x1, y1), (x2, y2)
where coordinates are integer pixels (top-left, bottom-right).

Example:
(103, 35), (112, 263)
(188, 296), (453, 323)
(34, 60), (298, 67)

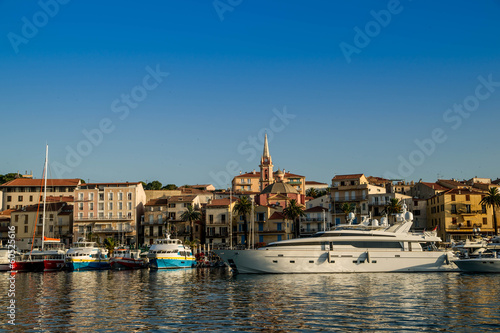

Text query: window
(128, 193), (132, 200)
(78, 193), (83, 200)
(23, 226), (27, 233)
(451, 195), (455, 201)
(158, 215), (162, 224)
(149, 215), (154, 223)
(128, 202), (132, 210)
(7, 196), (11, 202)
(15, 215), (19, 222)
(221, 214), (226, 223)
(29, 195), (33, 202)
(24, 216), (28, 224)
(108, 192), (113, 200)
(18, 196), (23, 201)
(482, 205), (487, 214)
(452, 217), (457, 224)
(79, 203), (83, 211)
(118, 192), (123, 200)
(466, 195), (470, 201)
(89, 193), (94, 200)
(118, 202), (123, 210)
(169, 203), (176, 208)
(277, 223), (282, 231)
(209, 215), (214, 224)
(109, 202), (113, 210)
(451, 205), (457, 214)
(466, 205), (471, 213)
(414, 210), (420, 216)
(89, 202), (94, 210)
(99, 203), (104, 210)
(483, 217), (488, 225)
(99, 193), (104, 200)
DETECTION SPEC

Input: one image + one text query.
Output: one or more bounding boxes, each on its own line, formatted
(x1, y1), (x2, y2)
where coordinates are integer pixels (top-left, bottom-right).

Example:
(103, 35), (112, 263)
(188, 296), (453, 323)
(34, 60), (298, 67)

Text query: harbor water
(2, 269), (500, 332)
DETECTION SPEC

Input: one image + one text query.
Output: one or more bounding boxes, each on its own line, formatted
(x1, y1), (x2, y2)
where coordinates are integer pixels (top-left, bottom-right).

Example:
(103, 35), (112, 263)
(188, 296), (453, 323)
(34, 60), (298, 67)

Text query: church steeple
(260, 133), (274, 190)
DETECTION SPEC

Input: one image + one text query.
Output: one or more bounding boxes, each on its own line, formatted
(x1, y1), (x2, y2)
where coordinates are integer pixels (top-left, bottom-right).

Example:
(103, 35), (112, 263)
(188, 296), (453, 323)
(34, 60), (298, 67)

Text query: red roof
(0, 178), (80, 187)
(421, 182), (448, 191)
(269, 211), (285, 220)
(332, 174), (364, 180)
(46, 195), (74, 203)
(304, 206), (329, 213)
(81, 182), (141, 186)
(444, 188), (485, 195)
(145, 198), (168, 206)
(305, 181), (327, 185)
(207, 198), (237, 207)
(235, 172), (261, 178)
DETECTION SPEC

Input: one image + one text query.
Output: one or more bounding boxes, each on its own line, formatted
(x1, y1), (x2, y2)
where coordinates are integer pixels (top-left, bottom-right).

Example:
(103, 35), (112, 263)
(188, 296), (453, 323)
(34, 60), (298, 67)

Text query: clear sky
(1, 0), (500, 188)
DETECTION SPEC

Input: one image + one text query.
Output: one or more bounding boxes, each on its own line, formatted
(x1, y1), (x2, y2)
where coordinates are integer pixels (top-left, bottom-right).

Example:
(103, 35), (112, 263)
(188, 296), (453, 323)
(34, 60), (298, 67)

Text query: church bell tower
(259, 133), (274, 190)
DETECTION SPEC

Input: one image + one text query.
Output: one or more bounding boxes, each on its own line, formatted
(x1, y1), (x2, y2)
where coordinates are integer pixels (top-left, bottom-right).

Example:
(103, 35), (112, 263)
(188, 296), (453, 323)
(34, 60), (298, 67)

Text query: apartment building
(205, 198), (236, 247)
(73, 182), (146, 246)
(427, 188), (494, 242)
(10, 202), (73, 250)
(0, 178), (80, 210)
(330, 174), (385, 224)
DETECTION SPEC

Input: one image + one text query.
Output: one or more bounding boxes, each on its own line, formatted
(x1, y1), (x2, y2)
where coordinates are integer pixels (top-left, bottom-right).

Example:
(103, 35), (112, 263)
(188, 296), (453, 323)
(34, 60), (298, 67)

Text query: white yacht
(215, 206), (458, 274)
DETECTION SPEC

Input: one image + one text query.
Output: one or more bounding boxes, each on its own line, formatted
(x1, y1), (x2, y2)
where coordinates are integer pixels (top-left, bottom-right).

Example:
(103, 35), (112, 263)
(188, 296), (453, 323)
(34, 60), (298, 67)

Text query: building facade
(0, 178), (80, 211)
(73, 182), (146, 246)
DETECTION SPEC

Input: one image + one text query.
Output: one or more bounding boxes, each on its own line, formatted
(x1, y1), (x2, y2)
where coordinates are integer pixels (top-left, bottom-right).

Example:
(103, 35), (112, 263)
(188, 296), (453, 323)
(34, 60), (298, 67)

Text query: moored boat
(147, 234), (195, 269)
(110, 248), (148, 270)
(453, 248), (500, 273)
(0, 246), (12, 271)
(65, 241), (110, 271)
(215, 205), (458, 274)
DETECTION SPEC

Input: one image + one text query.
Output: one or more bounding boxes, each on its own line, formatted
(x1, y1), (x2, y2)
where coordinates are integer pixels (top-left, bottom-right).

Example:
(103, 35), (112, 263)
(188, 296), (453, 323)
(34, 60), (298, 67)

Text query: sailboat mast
(42, 145), (48, 251)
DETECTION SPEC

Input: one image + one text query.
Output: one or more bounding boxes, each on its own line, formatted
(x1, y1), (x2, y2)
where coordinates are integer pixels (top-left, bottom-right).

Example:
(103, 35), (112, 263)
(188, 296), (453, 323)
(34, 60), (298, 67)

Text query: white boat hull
(215, 249), (458, 274)
(453, 258), (500, 273)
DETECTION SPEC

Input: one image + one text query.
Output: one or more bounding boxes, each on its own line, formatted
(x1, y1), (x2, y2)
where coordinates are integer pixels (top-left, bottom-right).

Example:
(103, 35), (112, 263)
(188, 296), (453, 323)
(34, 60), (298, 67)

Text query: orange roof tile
(1, 178), (80, 187)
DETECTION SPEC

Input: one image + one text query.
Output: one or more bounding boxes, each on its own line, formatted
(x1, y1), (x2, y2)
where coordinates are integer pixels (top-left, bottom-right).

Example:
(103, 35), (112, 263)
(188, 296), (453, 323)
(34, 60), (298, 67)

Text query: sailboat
(11, 145), (67, 272)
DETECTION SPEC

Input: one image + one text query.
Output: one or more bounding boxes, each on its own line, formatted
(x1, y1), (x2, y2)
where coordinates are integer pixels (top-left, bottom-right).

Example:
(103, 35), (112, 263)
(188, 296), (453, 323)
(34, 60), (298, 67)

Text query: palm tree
(306, 188), (318, 198)
(385, 198), (402, 223)
(480, 187), (500, 236)
(233, 196), (252, 248)
(103, 237), (116, 257)
(339, 202), (355, 223)
(283, 199), (305, 238)
(181, 205), (202, 241)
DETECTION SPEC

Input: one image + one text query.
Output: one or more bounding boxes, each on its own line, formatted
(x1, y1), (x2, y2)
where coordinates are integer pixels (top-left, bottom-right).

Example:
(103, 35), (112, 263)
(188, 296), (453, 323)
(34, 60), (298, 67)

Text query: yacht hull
(149, 257), (195, 269)
(453, 259), (500, 273)
(215, 249), (458, 274)
(44, 259), (66, 271)
(67, 259), (110, 271)
(110, 257), (148, 270)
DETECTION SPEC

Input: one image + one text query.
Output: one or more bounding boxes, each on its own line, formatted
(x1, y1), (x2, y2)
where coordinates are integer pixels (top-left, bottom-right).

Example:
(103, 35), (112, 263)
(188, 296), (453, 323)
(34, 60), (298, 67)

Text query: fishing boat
(215, 204), (458, 274)
(39, 237), (67, 271)
(110, 247), (148, 270)
(11, 251), (44, 272)
(65, 241), (110, 271)
(147, 234), (195, 269)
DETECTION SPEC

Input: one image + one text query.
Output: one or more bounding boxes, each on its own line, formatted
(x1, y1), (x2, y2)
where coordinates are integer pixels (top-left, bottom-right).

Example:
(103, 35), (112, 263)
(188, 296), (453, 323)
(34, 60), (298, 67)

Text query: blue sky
(1, 0), (500, 188)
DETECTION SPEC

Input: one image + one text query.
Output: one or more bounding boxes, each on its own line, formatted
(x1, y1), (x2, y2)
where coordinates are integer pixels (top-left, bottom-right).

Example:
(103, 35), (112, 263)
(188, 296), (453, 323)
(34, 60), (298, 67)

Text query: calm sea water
(1, 269), (500, 332)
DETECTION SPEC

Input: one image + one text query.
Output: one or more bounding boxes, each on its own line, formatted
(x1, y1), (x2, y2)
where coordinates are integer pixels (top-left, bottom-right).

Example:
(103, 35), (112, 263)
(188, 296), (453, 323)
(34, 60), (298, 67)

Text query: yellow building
(427, 188), (495, 242)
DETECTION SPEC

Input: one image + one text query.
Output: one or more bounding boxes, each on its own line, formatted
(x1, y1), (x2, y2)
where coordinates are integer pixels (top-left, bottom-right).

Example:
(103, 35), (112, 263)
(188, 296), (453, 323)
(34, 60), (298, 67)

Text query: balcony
(332, 195), (367, 202)
(75, 215), (134, 221)
(93, 226), (135, 233)
(206, 233), (229, 238)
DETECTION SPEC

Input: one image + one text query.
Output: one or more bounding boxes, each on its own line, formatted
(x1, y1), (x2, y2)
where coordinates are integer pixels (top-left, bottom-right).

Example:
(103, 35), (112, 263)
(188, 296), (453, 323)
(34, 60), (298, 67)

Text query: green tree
(181, 205), (201, 241)
(480, 187), (500, 236)
(146, 180), (162, 190)
(162, 184), (178, 190)
(339, 203), (356, 223)
(0, 173), (17, 185)
(103, 237), (116, 257)
(384, 198), (402, 223)
(283, 199), (305, 238)
(306, 188), (318, 198)
(233, 196), (252, 248)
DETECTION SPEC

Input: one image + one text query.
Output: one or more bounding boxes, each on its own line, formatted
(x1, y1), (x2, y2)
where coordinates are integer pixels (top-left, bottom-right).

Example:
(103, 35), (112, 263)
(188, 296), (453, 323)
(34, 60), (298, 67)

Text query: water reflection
(1, 270), (500, 332)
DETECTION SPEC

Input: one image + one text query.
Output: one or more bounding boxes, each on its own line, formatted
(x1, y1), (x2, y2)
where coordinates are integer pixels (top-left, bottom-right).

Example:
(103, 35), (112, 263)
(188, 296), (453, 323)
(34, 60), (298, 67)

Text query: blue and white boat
(147, 234), (195, 269)
(65, 241), (110, 271)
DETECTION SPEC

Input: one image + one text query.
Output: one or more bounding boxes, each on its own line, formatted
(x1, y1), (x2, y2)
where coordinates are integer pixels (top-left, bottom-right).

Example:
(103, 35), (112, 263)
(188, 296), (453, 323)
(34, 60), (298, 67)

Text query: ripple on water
(1, 270), (500, 332)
